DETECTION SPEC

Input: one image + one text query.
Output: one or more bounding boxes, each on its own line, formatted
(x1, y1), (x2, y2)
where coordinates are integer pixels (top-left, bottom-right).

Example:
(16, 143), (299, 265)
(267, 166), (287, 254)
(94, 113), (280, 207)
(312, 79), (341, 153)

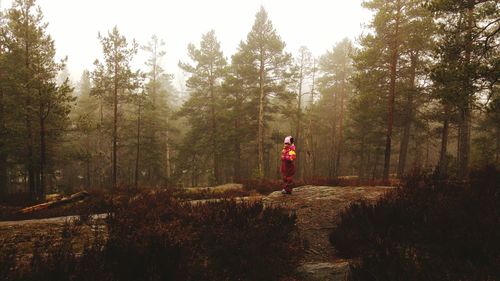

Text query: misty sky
(1, 0), (372, 89)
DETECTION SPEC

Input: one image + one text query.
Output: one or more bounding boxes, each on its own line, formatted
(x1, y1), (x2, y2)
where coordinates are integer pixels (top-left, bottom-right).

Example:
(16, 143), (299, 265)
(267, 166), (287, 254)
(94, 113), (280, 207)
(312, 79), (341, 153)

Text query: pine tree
(349, 33), (388, 179)
(91, 26), (140, 189)
(0, 8), (8, 195)
(141, 35), (173, 186)
(362, 0), (404, 181)
(292, 46), (313, 179)
(317, 39), (354, 177)
(178, 30), (227, 185)
(2, 0), (74, 199)
(72, 70), (98, 188)
(429, 0), (499, 178)
(351, 0), (438, 179)
(235, 7), (291, 177)
(302, 57), (318, 180)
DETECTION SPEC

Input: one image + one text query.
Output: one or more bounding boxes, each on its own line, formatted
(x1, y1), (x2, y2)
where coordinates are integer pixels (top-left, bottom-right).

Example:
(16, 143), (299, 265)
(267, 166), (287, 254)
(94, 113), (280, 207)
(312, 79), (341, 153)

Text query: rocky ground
(0, 214), (107, 266)
(264, 185), (396, 280)
(0, 185), (395, 280)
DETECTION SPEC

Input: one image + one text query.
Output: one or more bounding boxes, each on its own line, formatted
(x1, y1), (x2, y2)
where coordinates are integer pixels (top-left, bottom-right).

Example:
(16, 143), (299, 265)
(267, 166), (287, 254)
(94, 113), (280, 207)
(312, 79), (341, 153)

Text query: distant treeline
(0, 0), (498, 199)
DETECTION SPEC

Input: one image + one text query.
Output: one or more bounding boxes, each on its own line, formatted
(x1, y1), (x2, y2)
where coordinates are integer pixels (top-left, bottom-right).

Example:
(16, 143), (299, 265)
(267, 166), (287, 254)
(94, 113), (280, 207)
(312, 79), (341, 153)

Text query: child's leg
(281, 175), (288, 190)
(284, 176), (293, 193)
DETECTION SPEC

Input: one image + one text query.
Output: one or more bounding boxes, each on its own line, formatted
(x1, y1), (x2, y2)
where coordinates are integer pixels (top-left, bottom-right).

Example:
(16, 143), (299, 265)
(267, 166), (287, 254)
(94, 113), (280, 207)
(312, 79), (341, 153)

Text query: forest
(0, 0), (498, 201)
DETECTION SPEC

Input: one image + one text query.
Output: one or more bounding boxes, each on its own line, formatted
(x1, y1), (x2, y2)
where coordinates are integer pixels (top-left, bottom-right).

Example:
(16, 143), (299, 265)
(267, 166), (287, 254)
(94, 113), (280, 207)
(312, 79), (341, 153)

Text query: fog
(2, 0), (372, 86)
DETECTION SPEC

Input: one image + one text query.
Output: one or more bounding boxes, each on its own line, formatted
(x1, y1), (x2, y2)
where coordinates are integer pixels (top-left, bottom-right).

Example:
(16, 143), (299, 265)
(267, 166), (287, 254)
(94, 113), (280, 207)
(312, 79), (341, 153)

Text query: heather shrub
(7, 191), (302, 281)
(330, 165), (500, 281)
(192, 200), (302, 280)
(104, 193), (302, 280)
(0, 246), (17, 281)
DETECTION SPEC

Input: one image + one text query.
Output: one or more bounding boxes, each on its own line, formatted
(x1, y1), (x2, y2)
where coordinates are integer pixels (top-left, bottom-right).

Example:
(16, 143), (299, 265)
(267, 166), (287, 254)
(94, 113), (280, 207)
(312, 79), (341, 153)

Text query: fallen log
(19, 191), (90, 214)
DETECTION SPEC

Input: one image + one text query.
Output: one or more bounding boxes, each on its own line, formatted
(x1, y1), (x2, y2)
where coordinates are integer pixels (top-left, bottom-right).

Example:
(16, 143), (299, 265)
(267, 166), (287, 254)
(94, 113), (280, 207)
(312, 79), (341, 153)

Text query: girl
(281, 136), (296, 195)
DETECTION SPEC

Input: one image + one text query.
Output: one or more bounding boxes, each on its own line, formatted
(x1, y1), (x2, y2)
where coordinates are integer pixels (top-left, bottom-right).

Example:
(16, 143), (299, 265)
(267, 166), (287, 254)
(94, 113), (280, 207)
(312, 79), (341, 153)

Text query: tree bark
(165, 114), (171, 188)
(358, 133), (366, 179)
(86, 155), (91, 189)
(234, 118), (241, 183)
(112, 61), (118, 189)
(397, 52), (417, 177)
(458, 3), (474, 178)
(438, 107), (450, 177)
(295, 67), (303, 180)
(24, 6), (36, 200)
(39, 101), (46, 197)
(304, 120), (311, 181)
(97, 98), (103, 188)
(329, 105), (337, 178)
(0, 88), (6, 196)
(209, 69), (219, 184)
(383, 0), (401, 182)
(257, 49), (265, 178)
(309, 60), (317, 179)
(496, 126), (500, 164)
(0, 41), (6, 195)
(458, 107), (471, 178)
(336, 66), (347, 177)
(134, 101), (141, 189)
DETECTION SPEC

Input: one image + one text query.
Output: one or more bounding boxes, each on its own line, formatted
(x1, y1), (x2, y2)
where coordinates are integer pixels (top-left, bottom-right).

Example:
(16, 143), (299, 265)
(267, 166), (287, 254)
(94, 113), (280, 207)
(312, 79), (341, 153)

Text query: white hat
(284, 136), (294, 144)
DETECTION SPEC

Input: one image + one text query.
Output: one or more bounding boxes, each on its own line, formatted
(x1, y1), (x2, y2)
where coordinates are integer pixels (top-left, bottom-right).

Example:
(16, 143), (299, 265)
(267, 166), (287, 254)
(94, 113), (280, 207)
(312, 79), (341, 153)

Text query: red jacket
(281, 145), (296, 177)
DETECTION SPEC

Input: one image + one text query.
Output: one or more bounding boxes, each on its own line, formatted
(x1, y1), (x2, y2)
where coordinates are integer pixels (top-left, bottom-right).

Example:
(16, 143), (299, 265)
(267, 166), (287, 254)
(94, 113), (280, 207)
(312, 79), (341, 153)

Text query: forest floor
(0, 185), (396, 280)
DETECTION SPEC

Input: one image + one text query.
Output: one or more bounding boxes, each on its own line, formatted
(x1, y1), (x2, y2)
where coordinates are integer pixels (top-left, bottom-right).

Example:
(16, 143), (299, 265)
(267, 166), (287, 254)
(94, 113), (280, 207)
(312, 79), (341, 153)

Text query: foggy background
(1, 0), (372, 89)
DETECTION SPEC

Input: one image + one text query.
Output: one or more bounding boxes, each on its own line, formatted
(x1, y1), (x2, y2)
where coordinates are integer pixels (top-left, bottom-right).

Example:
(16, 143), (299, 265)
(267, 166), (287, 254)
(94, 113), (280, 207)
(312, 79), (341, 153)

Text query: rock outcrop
(264, 185), (396, 280)
(0, 214), (107, 266)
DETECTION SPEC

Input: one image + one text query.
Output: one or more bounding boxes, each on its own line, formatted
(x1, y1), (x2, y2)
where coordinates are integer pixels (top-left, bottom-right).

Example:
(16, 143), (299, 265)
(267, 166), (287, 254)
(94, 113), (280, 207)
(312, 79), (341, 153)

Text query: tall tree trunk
(209, 74), (219, 184)
(438, 108), (449, 177)
(0, 88), (6, 196)
(97, 98), (103, 187)
(397, 52), (417, 177)
(296, 66), (303, 179)
(336, 70), (346, 176)
(39, 103), (46, 197)
(23, 5), (36, 200)
(310, 60), (317, 178)
(458, 107), (471, 177)
(150, 42), (158, 184)
(0, 42), (6, 195)
(358, 133), (366, 179)
(425, 131), (430, 169)
(86, 156), (91, 189)
(257, 50), (265, 177)
(112, 64), (118, 189)
(329, 109), (337, 178)
(0, 40), (7, 195)
(496, 126), (500, 164)
(234, 118), (241, 183)
(85, 130), (92, 188)
(458, 3), (474, 178)
(134, 101), (141, 189)
(165, 115), (171, 188)
(372, 152), (380, 180)
(27, 101), (36, 200)
(413, 136), (423, 172)
(191, 154), (196, 187)
(383, 0), (401, 181)
(304, 120), (311, 181)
